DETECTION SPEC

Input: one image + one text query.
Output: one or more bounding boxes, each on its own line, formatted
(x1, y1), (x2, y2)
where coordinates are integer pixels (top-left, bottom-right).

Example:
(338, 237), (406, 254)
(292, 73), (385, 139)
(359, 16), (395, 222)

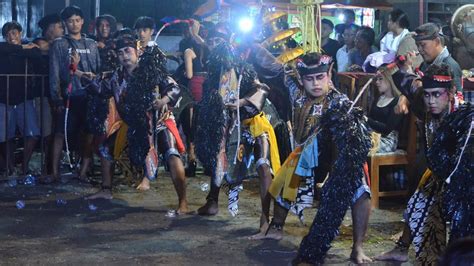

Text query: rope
(292, 0), (322, 53)
(347, 76), (374, 114)
(154, 20), (192, 43)
(64, 61), (77, 169)
(445, 118), (473, 184)
(233, 71), (243, 164)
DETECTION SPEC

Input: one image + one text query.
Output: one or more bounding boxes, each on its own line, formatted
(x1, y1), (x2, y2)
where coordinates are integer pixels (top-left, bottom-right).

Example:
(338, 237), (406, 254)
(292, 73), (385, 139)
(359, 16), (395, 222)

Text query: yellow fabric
(113, 123), (128, 160)
(417, 168), (433, 189)
(243, 112), (281, 173)
(268, 146), (302, 201)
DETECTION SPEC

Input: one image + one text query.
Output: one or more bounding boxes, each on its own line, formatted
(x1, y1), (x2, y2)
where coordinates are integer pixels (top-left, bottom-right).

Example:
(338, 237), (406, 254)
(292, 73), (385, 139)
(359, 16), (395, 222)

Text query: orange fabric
(105, 97), (122, 138)
(363, 162), (370, 186)
(164, 118), (185, 154)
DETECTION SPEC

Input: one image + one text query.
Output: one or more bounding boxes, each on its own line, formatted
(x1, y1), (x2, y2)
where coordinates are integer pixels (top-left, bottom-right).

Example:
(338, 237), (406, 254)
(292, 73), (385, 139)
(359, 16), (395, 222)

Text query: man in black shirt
(47, 6), (100, 183)
(0, 21), (41, 175)
(321, 19), (342, 60)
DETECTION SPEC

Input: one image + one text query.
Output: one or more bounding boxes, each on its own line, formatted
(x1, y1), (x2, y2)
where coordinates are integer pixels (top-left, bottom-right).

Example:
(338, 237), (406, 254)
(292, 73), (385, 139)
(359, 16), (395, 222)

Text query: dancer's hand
(97, 41), (106, 49)
(152, 98), (166, 110)
(394, 95), (409, 115)
(70, 50), (80, 65)
(225, 99), (246, 110)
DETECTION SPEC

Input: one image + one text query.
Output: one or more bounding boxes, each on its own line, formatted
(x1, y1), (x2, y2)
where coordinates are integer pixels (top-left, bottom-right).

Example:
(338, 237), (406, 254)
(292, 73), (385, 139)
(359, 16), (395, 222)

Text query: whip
(64, 55), (77, 169)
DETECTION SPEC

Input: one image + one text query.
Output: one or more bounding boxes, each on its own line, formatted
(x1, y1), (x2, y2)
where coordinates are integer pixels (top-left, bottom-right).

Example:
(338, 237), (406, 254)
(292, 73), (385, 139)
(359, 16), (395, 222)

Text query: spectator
(321, 18), (341, 69)
(134, 16), (156, 53)
(368, 65), (404, 155)
(335, 9), (356, 45)
(0, 21), (41, 175)
(364, 9), (424, 73)
(412, 23), (463, 92)
(384, 9), (422, 68)
(181, 27), (208, 177)
(336, 23), (359, 72)
(93, 14), (118, 71)
(38, 14), (64, 44)
(46, 5), (100, 184)
(93, 14), (116, 46)
(35, 14), (64, 174)
(347, 26), (378, 72)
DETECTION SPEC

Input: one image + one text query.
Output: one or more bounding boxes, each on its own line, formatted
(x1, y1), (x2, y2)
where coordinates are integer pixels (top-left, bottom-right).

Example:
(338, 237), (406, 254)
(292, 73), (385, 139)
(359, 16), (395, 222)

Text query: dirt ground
(0, 166), (415, 265)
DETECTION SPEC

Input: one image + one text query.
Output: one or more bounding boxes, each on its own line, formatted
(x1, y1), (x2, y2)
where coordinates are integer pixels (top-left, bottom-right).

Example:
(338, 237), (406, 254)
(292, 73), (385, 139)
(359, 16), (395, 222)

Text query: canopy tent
(252, 0), (393, 13)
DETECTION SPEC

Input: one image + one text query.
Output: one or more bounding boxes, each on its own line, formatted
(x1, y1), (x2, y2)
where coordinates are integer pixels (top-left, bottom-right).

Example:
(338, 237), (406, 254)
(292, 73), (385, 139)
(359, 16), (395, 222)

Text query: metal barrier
(1, 59), (49, 181)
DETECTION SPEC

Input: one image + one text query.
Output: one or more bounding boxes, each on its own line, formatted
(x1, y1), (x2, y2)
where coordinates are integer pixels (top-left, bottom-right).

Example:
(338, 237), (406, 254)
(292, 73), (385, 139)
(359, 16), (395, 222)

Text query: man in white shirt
(336, 24), (359, 72)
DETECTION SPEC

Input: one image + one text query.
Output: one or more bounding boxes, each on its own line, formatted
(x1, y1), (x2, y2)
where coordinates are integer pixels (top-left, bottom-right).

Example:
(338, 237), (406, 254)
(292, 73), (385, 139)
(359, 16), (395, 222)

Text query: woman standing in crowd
(181, 26), (208, 177)
(383, 9), (423, 68)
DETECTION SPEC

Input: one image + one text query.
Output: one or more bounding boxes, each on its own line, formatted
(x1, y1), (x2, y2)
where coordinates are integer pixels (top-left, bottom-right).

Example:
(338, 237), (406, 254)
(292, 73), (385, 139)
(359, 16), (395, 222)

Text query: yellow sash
(268, 146), (302, 201)
(418, 168), (433, 189)
(113, 123), (128, 160)
(242, 112), (281, 173)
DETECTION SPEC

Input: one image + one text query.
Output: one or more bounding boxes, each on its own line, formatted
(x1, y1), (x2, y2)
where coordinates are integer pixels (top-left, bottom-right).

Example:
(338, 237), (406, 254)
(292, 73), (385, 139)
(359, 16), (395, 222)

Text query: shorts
(188, 75), (205, 102)
(157, 126), (181, 161)
(0, 100), (40, 142)
(352, 183), (371, 204)
(352, 166), (371, 204)
(34, 97), (53, 137)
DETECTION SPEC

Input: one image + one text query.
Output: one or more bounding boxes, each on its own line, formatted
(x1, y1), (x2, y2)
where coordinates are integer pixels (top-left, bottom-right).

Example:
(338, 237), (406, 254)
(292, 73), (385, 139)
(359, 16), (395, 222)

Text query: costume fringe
(122, 46), (168, 166)
(426, 103), (474, 241)
(296, 92), (371, 264)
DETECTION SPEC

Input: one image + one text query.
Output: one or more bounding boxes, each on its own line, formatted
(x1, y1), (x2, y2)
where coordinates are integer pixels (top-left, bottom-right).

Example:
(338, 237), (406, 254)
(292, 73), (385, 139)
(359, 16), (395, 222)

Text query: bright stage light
(238, 17), (253, 33)
(338, 14), (345, 22)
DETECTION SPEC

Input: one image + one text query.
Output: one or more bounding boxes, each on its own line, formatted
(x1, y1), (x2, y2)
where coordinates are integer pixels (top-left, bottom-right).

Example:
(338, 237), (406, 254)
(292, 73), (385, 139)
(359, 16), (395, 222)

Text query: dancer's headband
(296, 55), (332, 76)
(422, 74), (453, 89)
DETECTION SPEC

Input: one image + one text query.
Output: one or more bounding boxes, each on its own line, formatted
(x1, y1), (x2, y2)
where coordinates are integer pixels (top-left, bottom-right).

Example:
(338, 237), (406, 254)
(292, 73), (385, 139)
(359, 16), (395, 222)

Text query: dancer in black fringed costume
(195, 24), (281, 231)
(83, 35), (189, 213)
(376, 63), (473, 265)
(264, 52), (372, 264)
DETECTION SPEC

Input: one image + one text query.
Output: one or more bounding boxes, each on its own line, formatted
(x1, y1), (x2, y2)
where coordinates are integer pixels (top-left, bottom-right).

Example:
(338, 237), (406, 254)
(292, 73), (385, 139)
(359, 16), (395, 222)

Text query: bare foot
(85, 189), (113, 200)
(390, 231), (403, 241)
(136, 178), (150, 191)
(176, 201), (190, 215)
(247, 221), (269, 240)
(248, 224), (283, 240)
(374, 247), (408, 262)
(350, 246), (372, 264)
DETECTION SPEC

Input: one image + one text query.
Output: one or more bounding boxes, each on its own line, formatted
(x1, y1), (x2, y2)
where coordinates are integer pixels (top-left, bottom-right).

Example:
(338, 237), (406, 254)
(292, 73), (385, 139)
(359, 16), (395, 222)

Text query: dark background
(1, 0), (206, 38)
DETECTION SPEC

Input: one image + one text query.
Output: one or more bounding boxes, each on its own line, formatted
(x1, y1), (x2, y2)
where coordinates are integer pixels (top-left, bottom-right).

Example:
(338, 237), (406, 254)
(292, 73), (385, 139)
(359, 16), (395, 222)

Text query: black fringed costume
(294, 92), (371, 264)
(121, 45), (181, 167)
(85, 41), (118, 136)
(195, 42), (282, 214)
(392, 69), (473, 264)
(426, 104), (473, 241)
(194, 43), (233, 173)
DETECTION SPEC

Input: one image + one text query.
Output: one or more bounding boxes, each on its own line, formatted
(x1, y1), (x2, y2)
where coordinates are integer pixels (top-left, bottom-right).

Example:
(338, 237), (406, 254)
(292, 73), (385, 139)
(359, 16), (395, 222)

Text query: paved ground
(0, 167), (414, 265)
